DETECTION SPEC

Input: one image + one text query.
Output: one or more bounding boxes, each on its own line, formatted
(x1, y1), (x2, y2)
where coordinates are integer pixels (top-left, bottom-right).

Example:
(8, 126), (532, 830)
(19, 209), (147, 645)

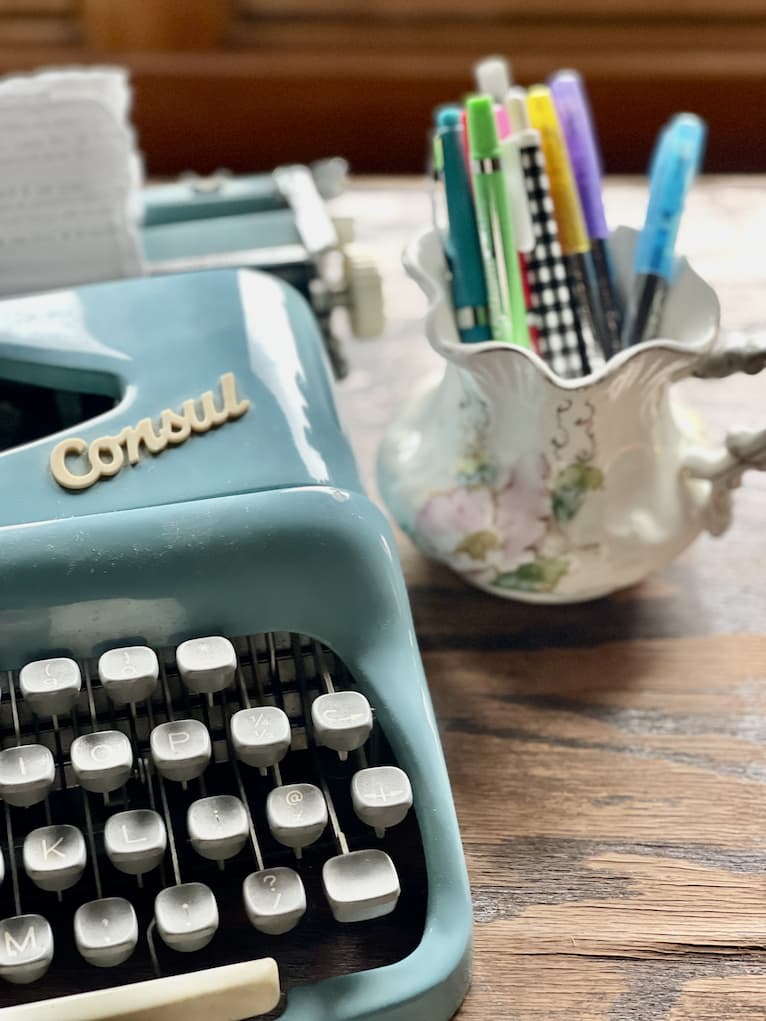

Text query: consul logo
(49, 372), (250, 492)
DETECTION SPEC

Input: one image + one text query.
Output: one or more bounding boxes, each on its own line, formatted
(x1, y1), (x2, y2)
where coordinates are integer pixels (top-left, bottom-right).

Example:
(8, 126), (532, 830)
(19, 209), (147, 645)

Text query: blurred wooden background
(0, 0), (764, 175)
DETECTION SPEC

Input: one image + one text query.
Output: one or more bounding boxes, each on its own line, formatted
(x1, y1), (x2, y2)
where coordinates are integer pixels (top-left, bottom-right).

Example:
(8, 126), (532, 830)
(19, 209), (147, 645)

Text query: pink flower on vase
(414, 452), (550, 575)
(494, 452), (549, 567)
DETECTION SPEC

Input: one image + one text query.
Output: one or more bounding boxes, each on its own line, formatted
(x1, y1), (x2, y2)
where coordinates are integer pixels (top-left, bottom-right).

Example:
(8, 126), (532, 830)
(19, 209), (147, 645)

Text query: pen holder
(378, 225), (766, 602)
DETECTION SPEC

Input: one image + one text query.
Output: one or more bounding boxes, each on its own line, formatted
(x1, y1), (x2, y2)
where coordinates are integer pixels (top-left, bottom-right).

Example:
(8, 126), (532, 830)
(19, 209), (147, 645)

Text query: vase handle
(683, 329), (766, 535)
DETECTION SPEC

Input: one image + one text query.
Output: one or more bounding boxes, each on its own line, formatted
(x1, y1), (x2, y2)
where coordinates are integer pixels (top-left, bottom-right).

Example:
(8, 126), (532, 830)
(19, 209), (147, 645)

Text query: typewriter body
(141, 160), (384, 377)
(0, 268), (471, 1018)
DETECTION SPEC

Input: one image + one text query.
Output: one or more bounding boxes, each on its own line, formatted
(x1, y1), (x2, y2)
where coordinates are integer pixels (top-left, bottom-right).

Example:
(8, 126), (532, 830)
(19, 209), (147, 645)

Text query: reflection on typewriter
(0, 267), (471, 1019)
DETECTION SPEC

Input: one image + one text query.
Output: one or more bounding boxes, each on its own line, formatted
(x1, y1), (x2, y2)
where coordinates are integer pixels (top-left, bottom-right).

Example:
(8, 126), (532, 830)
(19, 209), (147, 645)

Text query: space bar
(3, 958), (281, 1021)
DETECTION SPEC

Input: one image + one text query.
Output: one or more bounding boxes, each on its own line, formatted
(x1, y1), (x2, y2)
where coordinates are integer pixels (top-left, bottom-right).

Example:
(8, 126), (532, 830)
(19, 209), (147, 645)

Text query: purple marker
(550, 70), (622, 355)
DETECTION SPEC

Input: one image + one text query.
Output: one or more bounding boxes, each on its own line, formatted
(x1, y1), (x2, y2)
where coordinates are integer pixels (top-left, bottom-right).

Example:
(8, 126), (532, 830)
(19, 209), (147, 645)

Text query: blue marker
(436, 106), (492, 342)
(621, 112), (706, 348)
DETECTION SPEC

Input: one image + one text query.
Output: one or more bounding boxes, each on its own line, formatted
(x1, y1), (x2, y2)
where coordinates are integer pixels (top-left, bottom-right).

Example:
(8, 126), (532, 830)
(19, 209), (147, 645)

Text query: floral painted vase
(378, 226), (766, 603)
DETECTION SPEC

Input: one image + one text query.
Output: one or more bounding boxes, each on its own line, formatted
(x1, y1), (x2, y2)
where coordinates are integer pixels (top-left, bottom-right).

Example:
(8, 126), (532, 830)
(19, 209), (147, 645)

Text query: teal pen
(466, 95), (530, 348)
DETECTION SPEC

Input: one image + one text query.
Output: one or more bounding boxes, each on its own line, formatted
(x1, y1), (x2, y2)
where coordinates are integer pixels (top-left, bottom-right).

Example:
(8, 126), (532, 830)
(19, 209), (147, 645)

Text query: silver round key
(98, 646), (159, 706)
(0, 745), (55, 807)
(176, 636), (236, 694)
(70, 730), (133, 794)
(322, 849), (400, 923)
(23, 825), (87, 892)
(266, 783), (327, 852)
(187, 795), (248, 861)
(104, 809), (167, 876)
(351, 766), (413, 835)
(230, 706), (291, 769)
(311, 691), (373, 757)
(155, 882), (218, 952)
(243, 867), (306, 935)
(150, 719), (211, 781)
(19, 658), (81, 717)
(0, 914), (54, 984)
(74, 897), (138, 967)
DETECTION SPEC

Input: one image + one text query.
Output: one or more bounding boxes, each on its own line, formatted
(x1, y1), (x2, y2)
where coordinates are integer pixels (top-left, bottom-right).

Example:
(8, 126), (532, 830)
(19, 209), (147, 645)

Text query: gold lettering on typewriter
(49, 372), (250, 492)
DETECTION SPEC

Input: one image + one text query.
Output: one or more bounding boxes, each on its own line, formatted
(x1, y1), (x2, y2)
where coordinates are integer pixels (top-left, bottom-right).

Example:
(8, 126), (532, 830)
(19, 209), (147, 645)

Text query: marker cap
(467, 95), (500, 160)
(505, 86), (530, 134)
(549, 69), (608, 239)
(526, 84), (589, 254)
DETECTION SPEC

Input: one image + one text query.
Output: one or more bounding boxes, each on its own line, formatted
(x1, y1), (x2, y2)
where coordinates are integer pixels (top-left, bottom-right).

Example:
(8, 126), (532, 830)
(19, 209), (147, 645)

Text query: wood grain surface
(332, 177), (766, 1021)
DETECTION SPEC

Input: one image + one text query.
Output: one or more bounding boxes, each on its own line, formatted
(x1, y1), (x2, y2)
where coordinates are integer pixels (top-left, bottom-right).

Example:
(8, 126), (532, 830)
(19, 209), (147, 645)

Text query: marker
(474, 56), (513, 103)
(466, 95), (530, 348)
(527, 85), (606, 372)
(621, 112), (706, 347)
(436, 106), (492, 343)
(506, 89), (587, 376)
(550, 69), (622, 357)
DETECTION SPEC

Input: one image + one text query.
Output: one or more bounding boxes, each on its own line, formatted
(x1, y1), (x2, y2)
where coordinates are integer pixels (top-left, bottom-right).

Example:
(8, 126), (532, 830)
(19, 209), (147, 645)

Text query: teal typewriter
(141, 160), (384, 378)
(0, 266), (471, 1019)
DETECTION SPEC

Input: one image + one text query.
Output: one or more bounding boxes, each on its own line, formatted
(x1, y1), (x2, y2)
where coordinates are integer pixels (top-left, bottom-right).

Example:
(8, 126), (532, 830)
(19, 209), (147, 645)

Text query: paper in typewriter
(0, 67), (144, 297)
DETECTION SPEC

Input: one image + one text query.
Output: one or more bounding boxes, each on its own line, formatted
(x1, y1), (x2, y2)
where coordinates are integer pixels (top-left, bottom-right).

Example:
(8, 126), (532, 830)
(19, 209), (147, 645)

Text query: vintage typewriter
(0, 266), (471, 1018)
(140, 159), (384, 377)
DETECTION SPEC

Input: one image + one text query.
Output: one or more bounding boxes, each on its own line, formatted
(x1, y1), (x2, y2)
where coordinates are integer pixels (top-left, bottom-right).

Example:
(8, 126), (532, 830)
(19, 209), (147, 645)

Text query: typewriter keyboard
(0, 633), (427, 1010)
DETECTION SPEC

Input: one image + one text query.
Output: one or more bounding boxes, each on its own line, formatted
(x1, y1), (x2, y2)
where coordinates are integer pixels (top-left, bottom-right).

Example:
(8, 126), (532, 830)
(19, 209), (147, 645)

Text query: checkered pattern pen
(518, 142), (604, 378)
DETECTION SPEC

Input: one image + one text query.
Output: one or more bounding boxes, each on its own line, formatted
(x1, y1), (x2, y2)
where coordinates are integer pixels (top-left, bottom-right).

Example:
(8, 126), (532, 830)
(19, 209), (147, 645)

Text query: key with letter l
(104, 809), (167, 876)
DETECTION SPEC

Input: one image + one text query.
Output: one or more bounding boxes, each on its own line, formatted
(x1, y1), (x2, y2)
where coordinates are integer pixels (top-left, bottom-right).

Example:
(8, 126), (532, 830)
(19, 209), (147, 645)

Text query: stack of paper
(0, 67), (144, 297)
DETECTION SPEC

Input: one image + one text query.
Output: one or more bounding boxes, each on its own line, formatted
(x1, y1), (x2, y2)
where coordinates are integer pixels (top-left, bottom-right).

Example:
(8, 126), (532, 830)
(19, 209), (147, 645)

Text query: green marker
(466, 95), (531, 348)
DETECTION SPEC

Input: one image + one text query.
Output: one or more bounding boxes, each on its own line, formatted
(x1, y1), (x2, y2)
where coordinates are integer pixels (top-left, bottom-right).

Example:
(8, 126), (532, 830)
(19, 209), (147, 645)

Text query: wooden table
(332, 177), (766, 1021)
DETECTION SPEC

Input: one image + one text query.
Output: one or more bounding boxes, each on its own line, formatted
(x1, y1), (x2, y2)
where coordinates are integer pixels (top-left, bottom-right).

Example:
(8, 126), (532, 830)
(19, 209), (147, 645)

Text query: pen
(524, 86), (605, 374)
(550, 69), (622, 357)
(621, 112), (706, 347)
(436, 106), (492, 343)
(466, 95), (530, 348)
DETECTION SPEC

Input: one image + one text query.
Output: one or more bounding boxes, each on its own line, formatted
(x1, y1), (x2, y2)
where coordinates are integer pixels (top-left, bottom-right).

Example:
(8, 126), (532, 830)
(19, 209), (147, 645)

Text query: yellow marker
(526, 84), (589, 255)
(526, 83), (608, 364)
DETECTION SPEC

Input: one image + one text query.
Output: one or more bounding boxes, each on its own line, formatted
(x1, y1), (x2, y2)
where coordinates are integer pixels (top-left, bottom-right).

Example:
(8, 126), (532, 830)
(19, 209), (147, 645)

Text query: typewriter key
(155, 882), (219, 952)
(23, 825), (87, 892)
(243, 867), (306, 935)
(322, 848), (401, 923)
(311, 691), (373, 758)
(73, 897), (138, 967)
(104, 809), (167, 876)
(266, 783), (328, 853)
(150, 719), (211, 781)
(70, 730), (133, 794)
(187, 795), (249, 861)
(230, 705), (291, 769)
(0, 745), (55, 807)
(176, 636), (237, 694)
(98, 646), (159, 706)
(351, 765), (413, 836)
(19, 658), (81, 717)
(0, 914), (53, 984)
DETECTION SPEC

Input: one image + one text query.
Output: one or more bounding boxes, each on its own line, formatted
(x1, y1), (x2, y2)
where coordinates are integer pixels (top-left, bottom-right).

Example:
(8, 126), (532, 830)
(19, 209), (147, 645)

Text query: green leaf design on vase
(493, 555), (569, 593)
(551, 462), (604, 522)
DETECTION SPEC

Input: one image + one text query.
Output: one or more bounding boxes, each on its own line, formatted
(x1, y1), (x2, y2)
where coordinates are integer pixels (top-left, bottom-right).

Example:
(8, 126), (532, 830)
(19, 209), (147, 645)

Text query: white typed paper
(0, 67), (144, 296)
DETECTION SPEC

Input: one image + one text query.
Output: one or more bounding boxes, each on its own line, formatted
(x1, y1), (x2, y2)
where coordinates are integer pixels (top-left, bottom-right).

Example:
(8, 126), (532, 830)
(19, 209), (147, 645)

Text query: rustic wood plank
(327, 177), (766, 1019)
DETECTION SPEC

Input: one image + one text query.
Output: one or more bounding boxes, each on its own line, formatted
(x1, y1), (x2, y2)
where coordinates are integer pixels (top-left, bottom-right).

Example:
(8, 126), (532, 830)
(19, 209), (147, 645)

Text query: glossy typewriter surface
(0, 269), (471, 1019)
